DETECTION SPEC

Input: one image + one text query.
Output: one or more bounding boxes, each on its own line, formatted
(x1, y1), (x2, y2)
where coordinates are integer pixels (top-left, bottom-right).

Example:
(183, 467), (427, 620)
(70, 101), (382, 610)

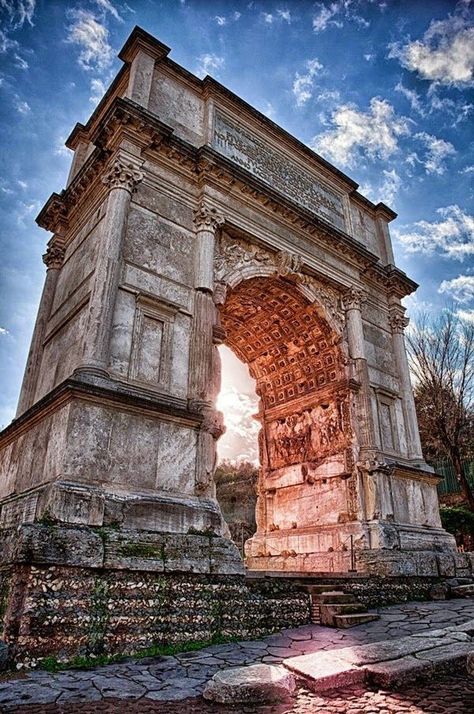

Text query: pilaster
(342, 286), (377, 454)
(16, 241), (66, 417)
(389, 308), (424, 460)
(78, 155), (144, 377)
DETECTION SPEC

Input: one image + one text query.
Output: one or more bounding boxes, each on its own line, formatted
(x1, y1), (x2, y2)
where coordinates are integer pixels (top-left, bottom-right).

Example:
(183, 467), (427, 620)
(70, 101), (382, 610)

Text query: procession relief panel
(214, 233), (354, 485)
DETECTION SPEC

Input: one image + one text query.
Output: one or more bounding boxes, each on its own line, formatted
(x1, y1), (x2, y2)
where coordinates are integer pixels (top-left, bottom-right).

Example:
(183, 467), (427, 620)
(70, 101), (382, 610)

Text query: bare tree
(406, 310), (474, 510)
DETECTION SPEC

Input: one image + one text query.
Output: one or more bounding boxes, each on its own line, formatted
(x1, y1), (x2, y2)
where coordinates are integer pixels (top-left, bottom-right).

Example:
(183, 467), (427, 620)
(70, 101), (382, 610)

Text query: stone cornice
(37, 97), (417, 298)
(0, 376), (203, 450)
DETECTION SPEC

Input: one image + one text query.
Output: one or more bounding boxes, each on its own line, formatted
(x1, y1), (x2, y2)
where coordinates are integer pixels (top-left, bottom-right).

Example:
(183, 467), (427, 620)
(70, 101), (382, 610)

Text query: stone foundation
(0, 524), (310, 667)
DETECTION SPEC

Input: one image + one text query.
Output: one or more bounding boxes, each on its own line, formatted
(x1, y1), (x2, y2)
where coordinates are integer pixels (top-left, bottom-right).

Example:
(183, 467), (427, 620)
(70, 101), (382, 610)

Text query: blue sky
(0, 1), (473, 451)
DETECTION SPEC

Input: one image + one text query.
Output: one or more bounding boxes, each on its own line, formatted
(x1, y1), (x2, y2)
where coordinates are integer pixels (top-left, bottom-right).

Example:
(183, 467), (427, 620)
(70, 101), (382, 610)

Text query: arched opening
(216, 274), (355, 572)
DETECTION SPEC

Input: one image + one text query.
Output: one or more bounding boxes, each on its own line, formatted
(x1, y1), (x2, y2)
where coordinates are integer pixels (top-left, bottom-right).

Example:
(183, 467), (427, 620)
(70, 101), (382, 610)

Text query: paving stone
(91, 675), (146, 699)
(57, 687), (103, 703)
(267, 646), (300, 658)
(203, 663), (295, 704)
(415, 642), (474, 664)
(144, 687), (199, 701)
(0, 683), (62, 707)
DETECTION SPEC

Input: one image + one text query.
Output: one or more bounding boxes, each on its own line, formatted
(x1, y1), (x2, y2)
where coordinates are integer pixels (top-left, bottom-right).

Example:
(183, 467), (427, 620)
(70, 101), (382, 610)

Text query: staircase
(307, 585), (380, 628)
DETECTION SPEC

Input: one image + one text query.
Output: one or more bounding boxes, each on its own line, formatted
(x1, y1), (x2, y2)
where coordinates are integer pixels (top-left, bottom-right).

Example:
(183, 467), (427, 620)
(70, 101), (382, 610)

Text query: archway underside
(219, 275), (360, 572)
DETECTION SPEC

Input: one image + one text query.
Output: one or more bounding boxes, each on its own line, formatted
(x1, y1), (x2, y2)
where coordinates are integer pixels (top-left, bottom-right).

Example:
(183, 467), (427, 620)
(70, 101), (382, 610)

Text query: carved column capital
(193, 205), (225, 233)
(389, 310), (410, 334)
(102, 159), (144, 193)
(342, 286), (368, 312)
(42, 244), (65, 269)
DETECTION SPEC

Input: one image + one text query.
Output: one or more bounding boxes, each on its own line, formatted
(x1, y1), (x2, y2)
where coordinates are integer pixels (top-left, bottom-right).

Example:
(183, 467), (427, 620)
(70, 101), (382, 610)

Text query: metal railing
(434, 459), (474, 496)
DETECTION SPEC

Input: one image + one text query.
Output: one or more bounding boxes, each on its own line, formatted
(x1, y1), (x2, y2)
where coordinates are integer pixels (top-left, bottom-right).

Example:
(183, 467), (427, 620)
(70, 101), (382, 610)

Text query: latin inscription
(213, 112), (346, 230)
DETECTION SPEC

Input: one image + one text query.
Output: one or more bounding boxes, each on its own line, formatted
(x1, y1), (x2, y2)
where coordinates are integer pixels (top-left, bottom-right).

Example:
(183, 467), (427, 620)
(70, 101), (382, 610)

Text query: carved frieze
(213, 111), (346, 231)
(266, 398), (351, 470)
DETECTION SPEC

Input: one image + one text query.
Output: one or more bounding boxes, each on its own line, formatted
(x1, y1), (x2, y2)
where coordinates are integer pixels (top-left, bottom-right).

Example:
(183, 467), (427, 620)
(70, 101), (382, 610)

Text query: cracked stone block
(364, 655), (434, 688)
(204, 664), (295, 704)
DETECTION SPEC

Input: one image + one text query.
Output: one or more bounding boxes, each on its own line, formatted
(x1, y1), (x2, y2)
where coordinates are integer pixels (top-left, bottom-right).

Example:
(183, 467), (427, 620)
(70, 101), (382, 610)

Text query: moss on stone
(118, 543), (166, 560)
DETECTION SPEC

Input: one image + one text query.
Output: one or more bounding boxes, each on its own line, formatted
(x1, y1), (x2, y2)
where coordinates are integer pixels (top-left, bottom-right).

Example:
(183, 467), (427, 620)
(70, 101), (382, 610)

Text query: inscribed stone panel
(213, 111), (346, 230)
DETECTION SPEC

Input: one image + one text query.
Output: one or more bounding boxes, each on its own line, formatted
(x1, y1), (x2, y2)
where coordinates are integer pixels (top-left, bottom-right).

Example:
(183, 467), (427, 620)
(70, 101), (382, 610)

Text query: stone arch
(216, 272), (356, 570)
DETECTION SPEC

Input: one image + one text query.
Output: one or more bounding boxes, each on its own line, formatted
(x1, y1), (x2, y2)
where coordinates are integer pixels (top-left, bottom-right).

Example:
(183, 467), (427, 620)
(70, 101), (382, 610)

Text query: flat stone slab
(203, 664), (295, 704)
(364, 655), (434, 687)
(284, 651), (365, 692)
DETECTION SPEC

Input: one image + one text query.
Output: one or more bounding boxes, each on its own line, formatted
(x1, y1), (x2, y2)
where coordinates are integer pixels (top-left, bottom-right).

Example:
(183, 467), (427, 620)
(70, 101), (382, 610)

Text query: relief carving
(267, 398), (351, 469)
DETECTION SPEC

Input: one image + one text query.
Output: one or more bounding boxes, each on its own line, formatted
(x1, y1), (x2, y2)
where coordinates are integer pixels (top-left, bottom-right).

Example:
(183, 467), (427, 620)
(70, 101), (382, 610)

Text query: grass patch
(118, 543), (166, 560)
(38, 633), (241, 673)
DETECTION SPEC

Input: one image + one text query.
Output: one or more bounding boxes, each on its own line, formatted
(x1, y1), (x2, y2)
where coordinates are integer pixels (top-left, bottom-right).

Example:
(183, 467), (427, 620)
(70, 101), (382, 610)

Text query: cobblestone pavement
(1, 598), (474, 712)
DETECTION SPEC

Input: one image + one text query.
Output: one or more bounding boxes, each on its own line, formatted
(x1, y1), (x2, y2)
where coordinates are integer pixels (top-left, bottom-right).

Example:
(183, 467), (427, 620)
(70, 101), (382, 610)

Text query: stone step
(313, 592), (356, 604)
(306, 584), (339, 594)
(451, 584), (474, 598)
(323, 603), (366, 616)
(333, 613), (380, 628)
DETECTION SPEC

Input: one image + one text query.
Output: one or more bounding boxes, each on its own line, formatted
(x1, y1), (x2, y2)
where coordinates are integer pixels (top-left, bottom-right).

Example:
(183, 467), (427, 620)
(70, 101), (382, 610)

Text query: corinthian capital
(102, 160), (144, 193)
(342, 286), (368, 312)
(193, 204), (225, 232)
(42, 244), (65, 269)
(389, 310), (410, 334)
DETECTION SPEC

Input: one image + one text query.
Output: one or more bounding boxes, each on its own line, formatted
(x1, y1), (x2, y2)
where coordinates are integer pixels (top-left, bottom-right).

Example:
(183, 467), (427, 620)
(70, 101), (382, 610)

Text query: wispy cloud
(388, 2), (474, 86)
(195, 52), (224, 79)
(66, 9), (114, 72)
(0, 327), (10, 336)
(292, 58), (323, 106)
(94, 0), (123, 23)
(361, 168), (402, 207)
(313, 0), (370, 33)
(458, 309), (474, 324)
(311, 97), (410, 167)
(213, 11), (240, 26)
(395, 80), (426, 116)
(439, 274), (474, 303)
(413, 131), (456, 175)
(395, 205), (474, 261)
(0, 0), (36, 30)
(14, 96), (30, 114)
(89, 77), (106, 105)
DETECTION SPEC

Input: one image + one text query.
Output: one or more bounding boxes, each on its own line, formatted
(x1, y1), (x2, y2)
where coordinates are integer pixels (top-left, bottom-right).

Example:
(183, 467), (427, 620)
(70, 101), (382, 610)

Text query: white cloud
(263, 12), (274, 24)
(292, 57), (323, 106)
(89, 77), (106, 105)
(66, 9), (114, 72)
(14, 96), (30, 114)
(196, 53), (224, 79)
(395, 205), (474, 261)
(277, 9), (292, 23)
(461, 165), (474, 174)
(217, 385), (259, 464)
(439, 275), (474, 303)
(94, 0), (123, 22)
(215, 15), (226, 26)
(17, 179), (27, 189)
(0, 327), (9, 336)
(0, 0), (36, 30)
(13, 52), (28, 69)
(214, 11), (241, 26)
(364, 53), (374, 61)
(389, 5), (474, 86)
(395, 81), (426, 116)
(359, 168), (402, 207)
(311, 97), (410, 167)
(54, 135), (72, 158)
(260, 101), (276, 120)
(414, 131), (456, 174)
(313, 0), (369, 33)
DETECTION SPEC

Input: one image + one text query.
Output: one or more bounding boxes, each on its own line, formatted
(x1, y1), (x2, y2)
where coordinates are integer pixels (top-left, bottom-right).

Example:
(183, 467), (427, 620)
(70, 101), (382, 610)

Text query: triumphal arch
(0, 27), (459, 631)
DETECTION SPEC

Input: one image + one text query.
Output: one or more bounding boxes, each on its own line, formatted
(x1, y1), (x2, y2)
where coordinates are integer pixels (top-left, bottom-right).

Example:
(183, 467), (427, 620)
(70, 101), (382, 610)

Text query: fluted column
(189, 205), (225, 398)
(389, 309), (423, 459)
(342, 286), (376, 453)
(78, 157), (143, 377)
(16, 243), (65, 416)
(189, 204), (225, 497)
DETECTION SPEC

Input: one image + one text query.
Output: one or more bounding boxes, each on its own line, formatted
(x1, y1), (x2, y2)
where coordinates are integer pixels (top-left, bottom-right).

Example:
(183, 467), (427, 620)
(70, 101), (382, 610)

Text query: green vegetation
(38, 633), (240, 672)
(440, 505), (474, 539)
(118, 543), (166, 559)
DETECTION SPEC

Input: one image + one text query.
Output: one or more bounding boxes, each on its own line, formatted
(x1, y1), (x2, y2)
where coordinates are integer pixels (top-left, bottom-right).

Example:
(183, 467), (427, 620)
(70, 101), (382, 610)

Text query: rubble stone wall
(0, 564), (310, 667)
